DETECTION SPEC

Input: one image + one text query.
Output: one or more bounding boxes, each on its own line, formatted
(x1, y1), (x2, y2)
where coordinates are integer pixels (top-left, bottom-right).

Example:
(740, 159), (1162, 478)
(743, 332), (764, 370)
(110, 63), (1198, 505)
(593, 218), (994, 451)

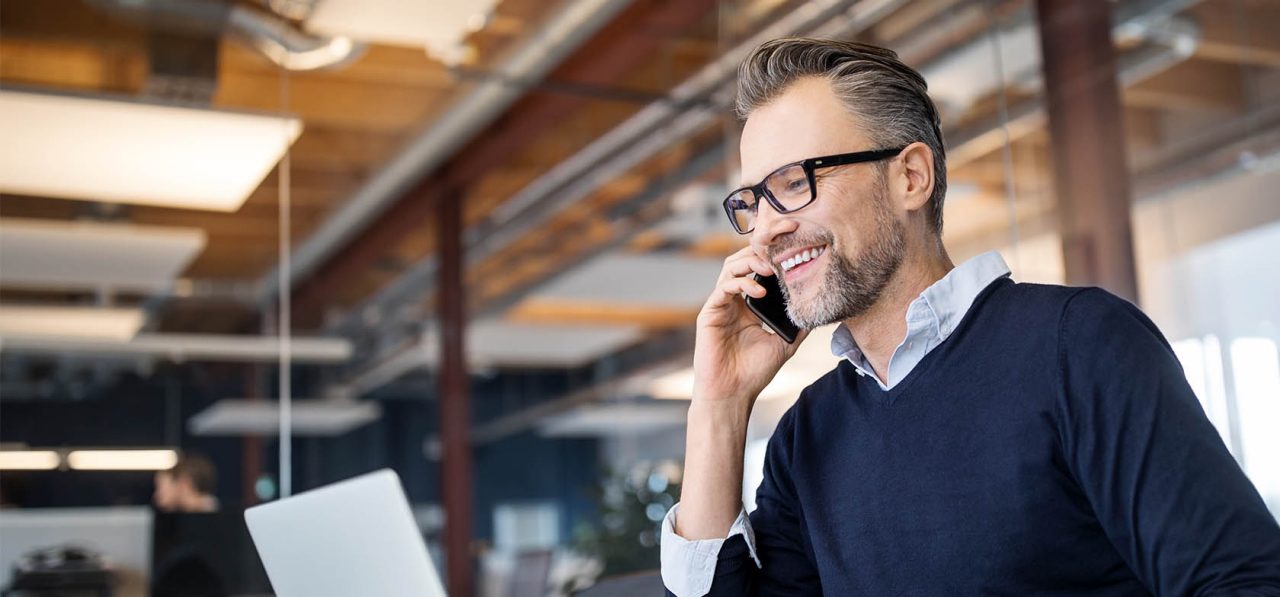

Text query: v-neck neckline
(849, 277), (1013, 404)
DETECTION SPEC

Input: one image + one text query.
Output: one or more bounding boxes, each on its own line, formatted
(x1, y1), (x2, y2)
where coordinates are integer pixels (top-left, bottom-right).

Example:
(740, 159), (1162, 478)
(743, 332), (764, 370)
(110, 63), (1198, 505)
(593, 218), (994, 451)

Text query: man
(661, 38), (1280, 596)
(153, 453), (219, 513)
(152, 453), (226, 597)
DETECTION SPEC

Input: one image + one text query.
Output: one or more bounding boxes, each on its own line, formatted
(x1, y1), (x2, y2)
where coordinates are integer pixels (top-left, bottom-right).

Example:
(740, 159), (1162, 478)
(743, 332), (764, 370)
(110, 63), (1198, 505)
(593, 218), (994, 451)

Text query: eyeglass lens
(727, 163), (813, 232)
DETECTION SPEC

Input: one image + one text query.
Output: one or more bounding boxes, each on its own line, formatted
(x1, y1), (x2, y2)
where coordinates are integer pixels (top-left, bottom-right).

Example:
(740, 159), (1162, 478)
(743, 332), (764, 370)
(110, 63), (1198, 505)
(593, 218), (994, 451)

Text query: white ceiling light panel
(538, 403), (690, 437)
(0, 218), (206, 292)
(187, 399), (382, 436)
(306, 0), (500, 64)
(530, 252), (726, 309)
(421, 320), (644, 368)
(0, 450), (61, 471)
(66, 449), (178, 471)
(0, 90), (301, 211)
(0, 306), (145, 341)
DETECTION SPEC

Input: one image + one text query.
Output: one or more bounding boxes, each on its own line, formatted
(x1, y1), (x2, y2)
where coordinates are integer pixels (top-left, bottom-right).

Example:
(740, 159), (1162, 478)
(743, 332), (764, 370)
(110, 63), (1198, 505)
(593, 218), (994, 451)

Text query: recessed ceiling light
(0, 306), (145, 341)
(187, 399), (381, 436)
(0, 450), (61, 470)
(305, 0), (500, 64)
(0, 89), (301, 211)
(66, 449), (178, 471)
(0, 218), (206, 292)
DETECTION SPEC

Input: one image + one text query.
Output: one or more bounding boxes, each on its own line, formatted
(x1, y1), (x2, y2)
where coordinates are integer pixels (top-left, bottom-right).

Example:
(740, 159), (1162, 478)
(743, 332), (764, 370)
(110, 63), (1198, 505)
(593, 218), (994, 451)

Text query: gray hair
(736, 38), (947, 233)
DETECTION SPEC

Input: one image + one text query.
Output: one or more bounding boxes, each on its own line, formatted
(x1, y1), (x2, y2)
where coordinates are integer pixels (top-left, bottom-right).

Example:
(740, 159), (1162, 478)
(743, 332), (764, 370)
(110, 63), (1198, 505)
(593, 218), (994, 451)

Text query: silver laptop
(245, 469), (447, 597)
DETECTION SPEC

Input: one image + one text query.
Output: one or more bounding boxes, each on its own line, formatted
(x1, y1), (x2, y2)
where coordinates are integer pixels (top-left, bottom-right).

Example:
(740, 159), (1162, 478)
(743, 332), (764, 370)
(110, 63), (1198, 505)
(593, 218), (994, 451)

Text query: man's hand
(675, 246), (808, 541)
(693, 246), (808, 404)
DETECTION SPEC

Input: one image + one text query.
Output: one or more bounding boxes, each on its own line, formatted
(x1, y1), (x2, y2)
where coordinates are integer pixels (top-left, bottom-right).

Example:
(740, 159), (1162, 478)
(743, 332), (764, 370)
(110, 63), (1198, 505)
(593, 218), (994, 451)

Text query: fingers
(700, 247), (777, 321)
(717, 275), (766, 300)
(720, 246), (775, 282)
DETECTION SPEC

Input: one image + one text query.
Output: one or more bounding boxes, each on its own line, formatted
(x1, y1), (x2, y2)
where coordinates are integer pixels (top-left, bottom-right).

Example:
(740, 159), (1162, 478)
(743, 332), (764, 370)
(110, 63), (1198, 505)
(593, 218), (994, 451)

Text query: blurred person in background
(151, 453), (226, 597)
(661, 37), (1280, 596)
(153, 453), (219, 513)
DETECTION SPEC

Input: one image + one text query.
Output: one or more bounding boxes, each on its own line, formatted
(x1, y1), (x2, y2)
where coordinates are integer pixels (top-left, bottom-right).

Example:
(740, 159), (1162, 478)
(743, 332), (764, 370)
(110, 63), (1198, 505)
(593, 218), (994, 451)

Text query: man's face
(742, 77), (905, 328)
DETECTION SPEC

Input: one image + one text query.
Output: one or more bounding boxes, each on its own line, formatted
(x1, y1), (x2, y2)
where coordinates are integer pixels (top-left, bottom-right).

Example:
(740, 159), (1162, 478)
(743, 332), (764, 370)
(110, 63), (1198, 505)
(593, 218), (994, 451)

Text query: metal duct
(85, 0), (362, 71)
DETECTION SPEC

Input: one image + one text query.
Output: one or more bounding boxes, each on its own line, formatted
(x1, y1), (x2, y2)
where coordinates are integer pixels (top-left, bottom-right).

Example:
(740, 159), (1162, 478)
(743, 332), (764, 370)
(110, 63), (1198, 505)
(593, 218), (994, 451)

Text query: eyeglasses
(722, 147), (905, 234)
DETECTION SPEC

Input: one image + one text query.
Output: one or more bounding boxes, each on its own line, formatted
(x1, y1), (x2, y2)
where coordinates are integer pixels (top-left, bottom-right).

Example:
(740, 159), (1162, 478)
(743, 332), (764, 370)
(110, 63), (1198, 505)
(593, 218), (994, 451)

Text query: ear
(894, 142), (935, 215)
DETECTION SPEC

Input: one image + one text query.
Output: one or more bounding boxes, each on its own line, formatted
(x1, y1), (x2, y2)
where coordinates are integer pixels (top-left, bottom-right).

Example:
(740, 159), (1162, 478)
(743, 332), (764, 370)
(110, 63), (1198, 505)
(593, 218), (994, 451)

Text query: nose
(750, 199), (798, 258)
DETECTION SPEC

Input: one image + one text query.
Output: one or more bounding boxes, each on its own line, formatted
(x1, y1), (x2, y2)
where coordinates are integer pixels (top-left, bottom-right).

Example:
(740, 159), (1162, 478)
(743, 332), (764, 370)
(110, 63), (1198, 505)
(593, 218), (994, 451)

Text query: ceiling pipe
(226, 5), (363, 71)
(84, 0), (363, 71)
(255, 0), (636, 302)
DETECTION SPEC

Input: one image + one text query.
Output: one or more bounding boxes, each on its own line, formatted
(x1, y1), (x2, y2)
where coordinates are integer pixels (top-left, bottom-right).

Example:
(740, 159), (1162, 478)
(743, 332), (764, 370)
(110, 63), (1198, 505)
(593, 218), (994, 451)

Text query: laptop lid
(244, 469), (445, 597)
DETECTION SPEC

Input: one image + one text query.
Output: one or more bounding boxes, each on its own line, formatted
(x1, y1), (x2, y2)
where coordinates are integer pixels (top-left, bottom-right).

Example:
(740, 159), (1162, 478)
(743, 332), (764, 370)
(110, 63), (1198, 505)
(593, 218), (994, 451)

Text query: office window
(493, 502), (561, 552)
(1230, 337), (1280, 513)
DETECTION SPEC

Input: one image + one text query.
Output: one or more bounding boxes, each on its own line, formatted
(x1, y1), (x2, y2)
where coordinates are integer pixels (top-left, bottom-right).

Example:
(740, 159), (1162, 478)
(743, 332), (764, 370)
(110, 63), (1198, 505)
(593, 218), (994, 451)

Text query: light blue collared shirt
(830, 250), (1012, 390)
(661, 251), (1013, 597)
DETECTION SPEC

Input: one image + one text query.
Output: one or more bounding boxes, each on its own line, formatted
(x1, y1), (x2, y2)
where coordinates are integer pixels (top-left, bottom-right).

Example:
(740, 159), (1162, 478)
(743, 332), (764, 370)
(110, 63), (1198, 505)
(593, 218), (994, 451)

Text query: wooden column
(1036, 0), (1139, 302)
(437, 191), (474, 596)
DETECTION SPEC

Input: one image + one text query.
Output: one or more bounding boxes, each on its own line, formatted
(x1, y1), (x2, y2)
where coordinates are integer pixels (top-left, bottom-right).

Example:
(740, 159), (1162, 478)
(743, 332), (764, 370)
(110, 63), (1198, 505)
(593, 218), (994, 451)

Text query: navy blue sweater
(691, 280), (1280, 595)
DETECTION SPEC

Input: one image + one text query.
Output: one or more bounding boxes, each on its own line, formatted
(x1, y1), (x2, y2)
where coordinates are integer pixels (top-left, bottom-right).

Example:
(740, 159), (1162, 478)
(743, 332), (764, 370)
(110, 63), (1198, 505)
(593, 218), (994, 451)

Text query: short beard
(779, 184), (905, 329)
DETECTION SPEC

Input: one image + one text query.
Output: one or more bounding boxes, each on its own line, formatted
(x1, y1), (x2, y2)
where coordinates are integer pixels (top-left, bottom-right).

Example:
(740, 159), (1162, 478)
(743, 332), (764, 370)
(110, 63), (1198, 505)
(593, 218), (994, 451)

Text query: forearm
(676, 398), (753, 540)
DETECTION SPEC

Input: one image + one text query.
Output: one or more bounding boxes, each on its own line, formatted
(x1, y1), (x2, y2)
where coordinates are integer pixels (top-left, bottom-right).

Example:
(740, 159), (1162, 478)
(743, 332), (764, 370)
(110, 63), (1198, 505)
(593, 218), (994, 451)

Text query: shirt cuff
(659, 503), (760, 597)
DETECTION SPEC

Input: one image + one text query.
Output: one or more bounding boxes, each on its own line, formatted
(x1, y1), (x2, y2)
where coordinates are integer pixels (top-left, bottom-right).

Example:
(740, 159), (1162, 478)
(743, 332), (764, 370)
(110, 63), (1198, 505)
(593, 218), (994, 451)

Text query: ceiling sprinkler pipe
(86, 0), (363, 71)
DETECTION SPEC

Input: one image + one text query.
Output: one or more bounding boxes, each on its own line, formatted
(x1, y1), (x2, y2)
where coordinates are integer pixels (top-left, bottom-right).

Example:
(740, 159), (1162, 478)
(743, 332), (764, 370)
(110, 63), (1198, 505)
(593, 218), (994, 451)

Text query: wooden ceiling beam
(1190, 2), (1280, 67)
(506, 297), (697, 329)
(0, 38), (146, 93)
(214, 66), (448, 132)
(1123, 58), (1245, 112)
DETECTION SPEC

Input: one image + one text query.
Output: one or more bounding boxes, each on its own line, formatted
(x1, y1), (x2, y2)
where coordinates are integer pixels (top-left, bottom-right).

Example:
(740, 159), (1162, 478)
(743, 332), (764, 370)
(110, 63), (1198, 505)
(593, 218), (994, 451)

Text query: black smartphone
(745, 273), (800, 344)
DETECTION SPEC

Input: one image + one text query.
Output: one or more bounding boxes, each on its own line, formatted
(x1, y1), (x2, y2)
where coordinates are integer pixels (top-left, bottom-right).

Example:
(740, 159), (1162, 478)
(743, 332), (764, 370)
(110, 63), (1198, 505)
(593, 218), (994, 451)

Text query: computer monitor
(244, 469), (446, 597)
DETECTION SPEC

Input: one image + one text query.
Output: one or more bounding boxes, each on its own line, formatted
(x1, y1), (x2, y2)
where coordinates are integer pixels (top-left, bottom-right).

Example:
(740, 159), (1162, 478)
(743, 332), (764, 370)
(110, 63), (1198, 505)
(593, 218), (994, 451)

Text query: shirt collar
(829, 251), (1011, 363)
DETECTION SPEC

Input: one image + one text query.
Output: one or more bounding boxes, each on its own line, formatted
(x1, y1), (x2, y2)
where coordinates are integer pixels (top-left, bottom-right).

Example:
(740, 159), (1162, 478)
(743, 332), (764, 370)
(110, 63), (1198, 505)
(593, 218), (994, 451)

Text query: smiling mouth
(780, 245), (827, 273)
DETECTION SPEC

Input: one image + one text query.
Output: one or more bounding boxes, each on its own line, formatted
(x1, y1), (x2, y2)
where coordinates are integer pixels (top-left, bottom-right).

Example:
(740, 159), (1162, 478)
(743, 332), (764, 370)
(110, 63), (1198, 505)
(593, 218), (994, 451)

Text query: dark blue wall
(0, 362), (603, 547)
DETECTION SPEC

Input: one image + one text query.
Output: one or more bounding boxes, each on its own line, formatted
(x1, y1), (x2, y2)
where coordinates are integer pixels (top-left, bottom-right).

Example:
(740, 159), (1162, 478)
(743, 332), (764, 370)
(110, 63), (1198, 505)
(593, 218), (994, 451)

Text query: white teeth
(781, 246), (827, 272)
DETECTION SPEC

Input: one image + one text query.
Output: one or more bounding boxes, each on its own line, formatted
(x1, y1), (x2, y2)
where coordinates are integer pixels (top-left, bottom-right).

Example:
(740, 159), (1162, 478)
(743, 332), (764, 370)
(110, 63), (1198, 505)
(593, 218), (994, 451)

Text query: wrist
(686, 396), (753, 433)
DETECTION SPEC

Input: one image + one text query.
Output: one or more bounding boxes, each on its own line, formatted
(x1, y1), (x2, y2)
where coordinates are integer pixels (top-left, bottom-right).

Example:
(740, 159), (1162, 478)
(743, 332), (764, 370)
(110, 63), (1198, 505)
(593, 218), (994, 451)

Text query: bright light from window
(1230, 337), (1280, 510)
(67, 449), (178, 471)
(0, 450), (61, 470)
(742, 438), (769, 513)
(1172, 335), (1232, 450)
(650, 367), (694, 400)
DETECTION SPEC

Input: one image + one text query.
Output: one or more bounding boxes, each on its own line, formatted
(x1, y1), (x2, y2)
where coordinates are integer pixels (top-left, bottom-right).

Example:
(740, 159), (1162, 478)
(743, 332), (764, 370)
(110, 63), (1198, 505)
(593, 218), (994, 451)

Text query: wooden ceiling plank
(1190, 2), (1280, 67)
(506, 298), (696, 328)
(1122, 59), (1245, 112)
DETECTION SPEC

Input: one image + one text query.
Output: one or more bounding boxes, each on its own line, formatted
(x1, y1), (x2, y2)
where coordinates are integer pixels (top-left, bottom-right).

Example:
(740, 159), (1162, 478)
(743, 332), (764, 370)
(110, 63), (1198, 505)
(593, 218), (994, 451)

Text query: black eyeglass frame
(722, 147), (906, 234)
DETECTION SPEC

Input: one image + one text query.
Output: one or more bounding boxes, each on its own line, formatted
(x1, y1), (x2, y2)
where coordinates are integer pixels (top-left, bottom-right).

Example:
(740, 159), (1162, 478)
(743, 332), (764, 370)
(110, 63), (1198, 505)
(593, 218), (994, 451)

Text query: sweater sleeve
(723, 406), (824, 595)
(1057, 288), (1280, 595)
